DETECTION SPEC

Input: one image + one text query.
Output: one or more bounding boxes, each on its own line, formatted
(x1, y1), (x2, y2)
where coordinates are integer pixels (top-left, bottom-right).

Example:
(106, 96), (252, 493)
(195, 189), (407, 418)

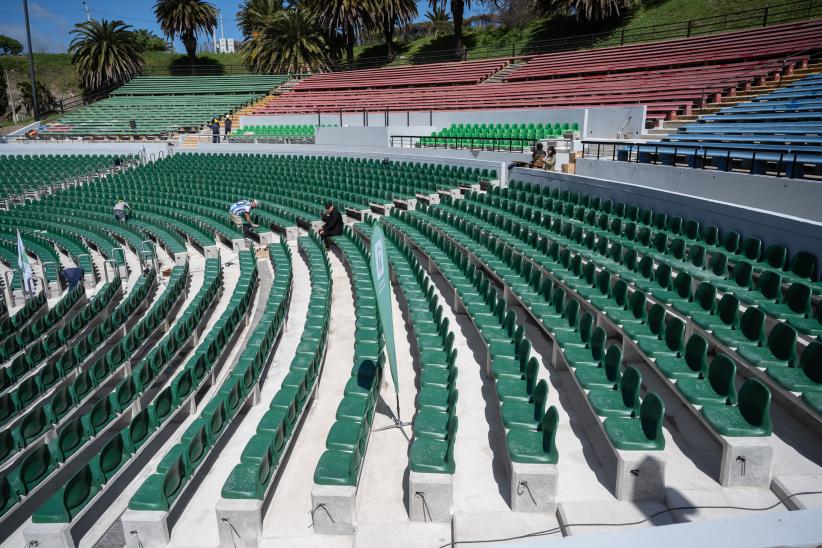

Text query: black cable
(437, 490), (822, 548)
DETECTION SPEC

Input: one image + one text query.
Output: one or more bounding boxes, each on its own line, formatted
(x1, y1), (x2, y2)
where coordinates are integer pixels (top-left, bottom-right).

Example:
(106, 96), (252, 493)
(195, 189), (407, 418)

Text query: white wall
(241, 106), (645, 139)
(314, 126), (439, 147)
(0, 142), (170, 158)
(190, 142), (512, 180)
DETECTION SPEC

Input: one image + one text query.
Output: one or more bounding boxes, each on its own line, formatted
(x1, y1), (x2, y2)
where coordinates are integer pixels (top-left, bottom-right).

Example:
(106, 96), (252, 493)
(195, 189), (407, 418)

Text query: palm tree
(430, 0), (472, 56)
(543, 0), (635, 21)
(133, 28), (170, 51)
(17, 80), (57, 114)
(425, 5), (451, 37)
(68, 19), (145, 90)
(375, 0), (417, 61)
(305, 0), (376, 67)
(154, 0), (218, 59)
(237, 0), (285, 39)
(242, 8), (331, 73)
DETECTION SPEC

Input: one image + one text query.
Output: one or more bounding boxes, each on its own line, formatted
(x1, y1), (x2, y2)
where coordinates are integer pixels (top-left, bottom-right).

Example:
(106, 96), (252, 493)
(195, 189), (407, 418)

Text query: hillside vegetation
(355, 0), (821, 66)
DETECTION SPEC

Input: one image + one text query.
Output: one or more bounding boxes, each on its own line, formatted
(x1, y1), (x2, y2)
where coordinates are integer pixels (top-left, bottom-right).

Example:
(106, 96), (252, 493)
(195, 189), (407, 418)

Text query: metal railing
(582, 139), (816, 178)
(390, 134), (542, 152)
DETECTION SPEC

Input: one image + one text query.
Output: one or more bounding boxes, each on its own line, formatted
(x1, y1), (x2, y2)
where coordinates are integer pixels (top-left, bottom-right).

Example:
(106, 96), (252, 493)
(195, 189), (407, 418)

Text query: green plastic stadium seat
(700, 379), (772, 436)
(603, 392), (666, 450)
(505, 406), (559, 464)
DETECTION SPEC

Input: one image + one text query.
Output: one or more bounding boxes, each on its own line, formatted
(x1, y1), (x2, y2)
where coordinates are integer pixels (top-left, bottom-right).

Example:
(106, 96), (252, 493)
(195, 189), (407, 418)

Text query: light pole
(4, 68), (18, 124)
(22, 0), (39, 121)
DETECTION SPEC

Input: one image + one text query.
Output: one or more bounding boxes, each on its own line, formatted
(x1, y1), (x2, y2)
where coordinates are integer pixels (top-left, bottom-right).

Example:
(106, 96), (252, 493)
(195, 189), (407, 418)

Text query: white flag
(16, 230), (35, 295)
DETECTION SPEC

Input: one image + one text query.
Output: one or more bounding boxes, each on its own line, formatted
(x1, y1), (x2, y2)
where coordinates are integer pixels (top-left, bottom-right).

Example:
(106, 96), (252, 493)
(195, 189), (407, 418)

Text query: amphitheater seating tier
(631, 72), (822, 177)
(249, 21), (822, 123)
(39, 76), (287, 139)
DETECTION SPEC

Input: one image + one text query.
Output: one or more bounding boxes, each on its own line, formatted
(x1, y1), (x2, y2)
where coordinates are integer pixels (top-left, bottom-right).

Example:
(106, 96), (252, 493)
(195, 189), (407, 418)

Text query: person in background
(224, 116), (232, 141)
(319, 201), (343, 249)
(113, 199), (132, 222)
(545, 145), (557, 171)
(530, 143), (547, 169)
(229, 199), (259, 237)
(210, 119), (220, 143)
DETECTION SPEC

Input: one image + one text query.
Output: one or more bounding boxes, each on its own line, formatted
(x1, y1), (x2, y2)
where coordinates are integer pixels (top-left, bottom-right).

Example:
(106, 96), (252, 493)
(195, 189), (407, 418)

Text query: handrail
(390, 134), (540, 152)
(580, 138), (816, 178)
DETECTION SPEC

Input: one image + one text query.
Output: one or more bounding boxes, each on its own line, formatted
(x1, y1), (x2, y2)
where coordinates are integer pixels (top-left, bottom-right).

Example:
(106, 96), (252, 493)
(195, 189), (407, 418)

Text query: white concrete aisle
(258, 250), (355, 548)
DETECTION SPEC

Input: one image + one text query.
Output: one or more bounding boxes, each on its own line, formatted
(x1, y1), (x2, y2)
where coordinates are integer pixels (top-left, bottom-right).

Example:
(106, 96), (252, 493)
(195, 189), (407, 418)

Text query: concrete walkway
(257, 249), (355, 548)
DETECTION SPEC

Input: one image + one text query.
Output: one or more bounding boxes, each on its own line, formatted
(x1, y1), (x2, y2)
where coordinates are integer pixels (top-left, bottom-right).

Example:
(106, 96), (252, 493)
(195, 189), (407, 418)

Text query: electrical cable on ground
(436, 490), (822, 547)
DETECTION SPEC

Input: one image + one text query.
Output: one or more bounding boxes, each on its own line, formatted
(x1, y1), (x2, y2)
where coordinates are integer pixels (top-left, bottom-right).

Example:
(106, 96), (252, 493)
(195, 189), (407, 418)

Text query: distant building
(215, 37), (235, 54)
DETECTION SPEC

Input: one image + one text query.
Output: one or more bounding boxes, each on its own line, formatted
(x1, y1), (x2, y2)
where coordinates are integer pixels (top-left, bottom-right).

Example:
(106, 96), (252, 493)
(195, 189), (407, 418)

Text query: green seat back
(740, 307), (765, 343)
(767, 322), (797, 364)
(620, 366), (641, 414)
(738, 379), (772, 434)
(640, 393), (665, 446)
(708, 354), (738, 404)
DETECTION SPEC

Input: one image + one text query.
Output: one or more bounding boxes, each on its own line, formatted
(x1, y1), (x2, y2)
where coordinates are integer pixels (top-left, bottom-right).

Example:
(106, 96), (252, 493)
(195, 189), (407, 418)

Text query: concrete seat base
(23, 521), (75, 548)
(310, 484), (357, 535)
(408, 471), (453, 522)
(215, 498), (264, 548)
(121, 509), (170, 548)
(719, 436), (772, 487)
(509, 461), (558, 512)
(610, 449), (666, 501)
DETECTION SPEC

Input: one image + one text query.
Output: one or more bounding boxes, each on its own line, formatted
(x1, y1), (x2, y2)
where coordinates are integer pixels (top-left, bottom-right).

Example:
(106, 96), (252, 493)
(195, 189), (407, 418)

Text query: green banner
(369, 224), (399, 397)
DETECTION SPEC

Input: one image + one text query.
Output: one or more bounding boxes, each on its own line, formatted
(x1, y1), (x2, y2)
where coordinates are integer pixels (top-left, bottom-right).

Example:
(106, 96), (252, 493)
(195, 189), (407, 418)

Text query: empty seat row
(414, 200), (789, 440)
(0, 280), (120, 411)
(1, 283), (88, 365)
(27, 254), (261, 526)
(0, 268), (178, 480)
(0, 260), (224, 527)
(127, 251), (277, 514)
(384, 211), (562, 469)
(314, 228), (383, 487)
(222, 236), (329, 501)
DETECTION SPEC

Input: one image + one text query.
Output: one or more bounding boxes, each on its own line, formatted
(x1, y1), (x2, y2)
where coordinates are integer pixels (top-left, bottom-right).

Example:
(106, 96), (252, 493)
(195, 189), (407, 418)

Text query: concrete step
(482, 61), (528, 84)
(645, 128), (674, 136)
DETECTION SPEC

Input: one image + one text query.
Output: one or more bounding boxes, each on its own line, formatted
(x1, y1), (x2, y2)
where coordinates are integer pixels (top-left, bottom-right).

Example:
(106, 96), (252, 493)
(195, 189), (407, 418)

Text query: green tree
(305, 0), (375, 67)
(242, 7), (331, 73)
(542, 0), (637, 21)
(237, 0), (285, 39)
(425, 5), (451, 36)
(134, 28), (170, 51)
(376, 0), (417, 61)
(69, 19), (145, 90)
(0, 35), (23, 55)
(430, 0), (473, 55)
(17, 80), (57, 115)
(154, 0), (218, 59)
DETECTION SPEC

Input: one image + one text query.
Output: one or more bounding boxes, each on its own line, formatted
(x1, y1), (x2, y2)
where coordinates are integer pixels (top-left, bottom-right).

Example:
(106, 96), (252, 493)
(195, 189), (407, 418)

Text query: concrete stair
(180, 135), (200, 149)
(482, 61), (528, 84)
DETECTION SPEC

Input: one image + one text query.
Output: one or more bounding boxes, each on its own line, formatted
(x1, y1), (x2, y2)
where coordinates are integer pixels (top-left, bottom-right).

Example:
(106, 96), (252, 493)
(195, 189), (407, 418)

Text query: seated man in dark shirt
(319, 201), (343, 249)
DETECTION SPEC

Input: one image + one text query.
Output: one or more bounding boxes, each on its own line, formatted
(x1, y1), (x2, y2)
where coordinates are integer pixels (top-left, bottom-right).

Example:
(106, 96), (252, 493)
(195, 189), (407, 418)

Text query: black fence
(582, 139), (818, 179)
(336, 0), (822, 71)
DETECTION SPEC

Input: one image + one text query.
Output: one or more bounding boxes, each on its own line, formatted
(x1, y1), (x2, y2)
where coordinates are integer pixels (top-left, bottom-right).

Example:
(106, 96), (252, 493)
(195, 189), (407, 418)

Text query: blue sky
(0, 0), (483, 54)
